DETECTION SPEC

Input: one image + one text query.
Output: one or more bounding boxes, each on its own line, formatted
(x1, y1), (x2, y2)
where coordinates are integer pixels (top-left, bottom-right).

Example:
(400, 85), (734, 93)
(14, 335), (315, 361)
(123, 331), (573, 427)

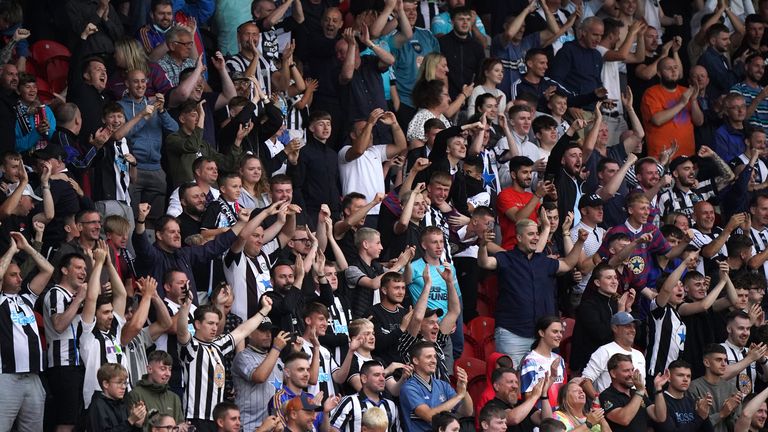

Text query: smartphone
(487, 220), (496, 232)
(544, 173), (556, 183)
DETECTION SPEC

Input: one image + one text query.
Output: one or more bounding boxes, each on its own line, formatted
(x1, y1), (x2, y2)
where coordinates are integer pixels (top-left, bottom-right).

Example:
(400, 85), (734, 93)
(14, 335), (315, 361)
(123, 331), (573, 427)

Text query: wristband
(540, 396), (549, 400)
(136, 220), (146, 224)
(585, 420), (594, 428)
(258, 311), (267, 318)
(634, 390), (646, 397)
(271, 345), (282, 353)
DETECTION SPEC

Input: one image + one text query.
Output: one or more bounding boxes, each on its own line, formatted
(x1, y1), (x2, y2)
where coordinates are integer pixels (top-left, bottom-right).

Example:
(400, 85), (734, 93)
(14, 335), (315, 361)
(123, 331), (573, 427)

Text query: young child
(86, 363), (147, 431)
(200, 172), (243, 233)
(545, 92), (570, 139)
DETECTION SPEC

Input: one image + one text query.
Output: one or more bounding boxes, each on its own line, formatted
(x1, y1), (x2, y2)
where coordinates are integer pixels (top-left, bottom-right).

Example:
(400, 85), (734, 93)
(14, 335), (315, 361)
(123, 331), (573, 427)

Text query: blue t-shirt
(400, 376), (459, 432)
(386, 28), (440, 108)
(407, 258), (462, 318)
(430, 12), (487, 36)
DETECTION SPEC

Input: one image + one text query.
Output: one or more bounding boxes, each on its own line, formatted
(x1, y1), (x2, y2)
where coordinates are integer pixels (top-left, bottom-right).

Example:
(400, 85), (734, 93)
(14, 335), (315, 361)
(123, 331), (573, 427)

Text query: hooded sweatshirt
(86, 391), (142, 432)
(124, 376), (185, 425)
(476, 352), (513, 417)
(117, 95), (179, 171)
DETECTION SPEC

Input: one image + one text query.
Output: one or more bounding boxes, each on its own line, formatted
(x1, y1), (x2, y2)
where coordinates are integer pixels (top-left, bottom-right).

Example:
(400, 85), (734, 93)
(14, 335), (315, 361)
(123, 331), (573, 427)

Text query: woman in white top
(467, 58), (507, 116)
(519, 315), (567, 408)
(238, 154), (270, 209)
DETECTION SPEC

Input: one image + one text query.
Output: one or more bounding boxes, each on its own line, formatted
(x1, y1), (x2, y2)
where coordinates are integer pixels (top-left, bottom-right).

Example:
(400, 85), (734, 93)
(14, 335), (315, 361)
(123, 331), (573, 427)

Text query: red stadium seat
(468, 316), (495, 343)
(29, 40), (71, 95)
(454, 356), (486, 382)
(563, 317), (575, 340)
(476, 295), (494, 317)
(467, 376), (487, 407)
(483, 340), (497, 362)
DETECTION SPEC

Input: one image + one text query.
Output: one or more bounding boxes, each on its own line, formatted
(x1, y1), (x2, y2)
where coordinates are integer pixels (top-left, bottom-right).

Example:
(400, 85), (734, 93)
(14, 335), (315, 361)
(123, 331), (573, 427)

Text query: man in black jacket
(438, 6), (485, 99)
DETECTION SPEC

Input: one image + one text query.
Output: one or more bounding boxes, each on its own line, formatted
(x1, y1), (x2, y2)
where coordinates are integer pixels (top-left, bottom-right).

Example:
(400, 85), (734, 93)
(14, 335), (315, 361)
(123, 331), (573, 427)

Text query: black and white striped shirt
(722, 339), (759, 393)
(0, 288), (43, 374)
(180, 333), (236, 421)
(327, 295), (351, 366)
(397, 331), (450, 382)
(42, 285), (82, 367)
(223, 245), (277, 322)
(330, 391), (402, 432)
(155, 299), (197, 392)
(748, 225), (768, 279)
(225, 52), (276, 95)
(657, 180), (718, 221)
(302, 340), (340, 399)
(646, 301), (686, 378)
(80, 313), (129, 408)
(423, 205), (452, 263)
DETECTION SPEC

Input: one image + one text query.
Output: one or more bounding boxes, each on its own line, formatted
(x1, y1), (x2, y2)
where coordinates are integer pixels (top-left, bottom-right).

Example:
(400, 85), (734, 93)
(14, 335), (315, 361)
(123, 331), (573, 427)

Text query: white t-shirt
(338, 144), (389, 215)
(582, 341), (646, 394)
(596, 45), (624, 114)
(496, 134), (542, 189)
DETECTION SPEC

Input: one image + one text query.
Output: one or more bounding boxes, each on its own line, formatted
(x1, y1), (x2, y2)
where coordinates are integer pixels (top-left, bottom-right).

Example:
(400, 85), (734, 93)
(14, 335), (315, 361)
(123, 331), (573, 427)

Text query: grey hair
(579, 16), (603, 33)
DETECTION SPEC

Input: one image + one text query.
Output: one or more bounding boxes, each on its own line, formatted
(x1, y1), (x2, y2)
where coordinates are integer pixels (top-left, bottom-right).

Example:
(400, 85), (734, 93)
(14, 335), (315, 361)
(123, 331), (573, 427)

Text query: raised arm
(81, 246), (107, 326)
(478, 232), (498, 270)
(345, 108), (382, 162)
(407, 264), (432, 336)
(598, 153), (639, 200)
(679, 263), (728, 316)
(230, 295), (272, 344)
(437, 265), (460, 335)
(10, 232), (53, 295)
(656, 255), (691, 308)
(557, 229), (588, 274)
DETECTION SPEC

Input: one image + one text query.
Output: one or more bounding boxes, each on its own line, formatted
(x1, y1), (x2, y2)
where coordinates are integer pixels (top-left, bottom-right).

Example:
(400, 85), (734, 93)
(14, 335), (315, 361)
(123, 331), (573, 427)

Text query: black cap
(425, 308), (444, 318)
(669, 155), (692, 172)
(32, 143), (66, 161)
(257, 316), (275, 331)
(578, 194), (604, 209)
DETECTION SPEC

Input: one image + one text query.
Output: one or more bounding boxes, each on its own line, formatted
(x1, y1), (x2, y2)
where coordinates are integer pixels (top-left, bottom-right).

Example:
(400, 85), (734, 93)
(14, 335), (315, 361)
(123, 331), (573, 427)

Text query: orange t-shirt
(641, 84), (696, 159)
(497, 187), (539, 250)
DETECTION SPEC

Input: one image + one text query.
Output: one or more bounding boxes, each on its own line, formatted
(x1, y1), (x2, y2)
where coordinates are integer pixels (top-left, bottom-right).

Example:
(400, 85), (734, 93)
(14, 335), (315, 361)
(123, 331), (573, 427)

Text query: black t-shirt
(484, 397), (537, 432)
(653, 392), (712, 432)
(177, 212), (202, 242)
(601, 385), (651, 432)
(370, 303), (408, 366)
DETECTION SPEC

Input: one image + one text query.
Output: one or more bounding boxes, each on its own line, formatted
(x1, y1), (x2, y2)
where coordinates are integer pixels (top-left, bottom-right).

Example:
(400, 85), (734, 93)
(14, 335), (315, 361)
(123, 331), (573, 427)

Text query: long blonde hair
(115, 38), (150, 74)
(416, 52), (446, 84)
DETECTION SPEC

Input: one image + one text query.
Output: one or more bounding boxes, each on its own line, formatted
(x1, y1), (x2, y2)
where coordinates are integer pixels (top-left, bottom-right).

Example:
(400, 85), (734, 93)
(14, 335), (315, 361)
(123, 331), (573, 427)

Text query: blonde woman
(553, 379), (612, 432)
(238, 154), (270, 209)
(108, 38), (172, 100)
(415, 52), (473, 119)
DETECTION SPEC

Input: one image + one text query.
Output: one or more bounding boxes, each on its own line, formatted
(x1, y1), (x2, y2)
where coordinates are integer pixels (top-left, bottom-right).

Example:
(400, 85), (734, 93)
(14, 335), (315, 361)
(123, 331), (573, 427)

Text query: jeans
(495, 327), (534, 368)
(0, 373), (45, 432)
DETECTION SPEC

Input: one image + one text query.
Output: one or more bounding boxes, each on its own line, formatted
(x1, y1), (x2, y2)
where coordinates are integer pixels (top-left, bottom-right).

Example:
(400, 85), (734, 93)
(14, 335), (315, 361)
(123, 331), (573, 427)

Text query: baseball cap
(578, 194), (603, 209)
(669, 155), (692, 172)
(284, 394), (322, 413)
(425, 308), (444, 318)
(611, 311), (641, 326)
(257, 316), (275, 331)
(21, 184), (42, 201)
(230, 71), (249, 81)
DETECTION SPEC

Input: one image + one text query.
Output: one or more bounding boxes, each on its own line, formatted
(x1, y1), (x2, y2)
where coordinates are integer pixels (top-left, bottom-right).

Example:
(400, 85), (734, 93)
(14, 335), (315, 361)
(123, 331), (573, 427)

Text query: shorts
(46, 365), (85, 425)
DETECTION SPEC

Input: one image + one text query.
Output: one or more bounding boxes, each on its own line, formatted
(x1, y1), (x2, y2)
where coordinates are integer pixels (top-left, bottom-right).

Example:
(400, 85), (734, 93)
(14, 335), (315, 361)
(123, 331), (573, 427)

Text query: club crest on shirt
(628, 256), (645, 274)
(214, 364), (226, 388)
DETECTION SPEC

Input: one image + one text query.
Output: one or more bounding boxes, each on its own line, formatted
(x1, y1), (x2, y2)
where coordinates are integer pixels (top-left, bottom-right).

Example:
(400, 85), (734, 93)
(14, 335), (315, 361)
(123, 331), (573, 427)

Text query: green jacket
(125, 376), (184, 428)
(165, 126), (243, 187)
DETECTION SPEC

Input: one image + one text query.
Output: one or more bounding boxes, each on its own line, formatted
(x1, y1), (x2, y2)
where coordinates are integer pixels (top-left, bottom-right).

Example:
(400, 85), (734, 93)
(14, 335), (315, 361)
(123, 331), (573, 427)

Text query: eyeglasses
(292, 238), (312, 244)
